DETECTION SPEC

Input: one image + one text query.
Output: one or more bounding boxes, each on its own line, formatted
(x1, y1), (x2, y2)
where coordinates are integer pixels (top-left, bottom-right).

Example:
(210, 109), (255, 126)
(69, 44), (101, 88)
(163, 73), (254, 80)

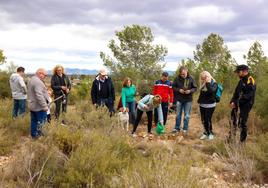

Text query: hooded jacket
(51, 73), (71, 96)
(9, 73), (27, 100)
(91, 75), (115, 104)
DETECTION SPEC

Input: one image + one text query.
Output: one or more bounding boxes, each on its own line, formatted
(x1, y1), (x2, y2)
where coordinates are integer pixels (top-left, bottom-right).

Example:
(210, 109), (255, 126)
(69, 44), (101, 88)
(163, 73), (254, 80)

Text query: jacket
(197, 82), (218, 104)
(153, 80), (174, 103)
(9, 73), (27, 100)
(28, 75), (49, 111)
(51, 74), (71, 95)
(173, 75), (197, 103)
(91, 75), (115, 104)
(121, 85), (136, 107)
(230, 75), (256, 107)
(137, 94), (163, 123)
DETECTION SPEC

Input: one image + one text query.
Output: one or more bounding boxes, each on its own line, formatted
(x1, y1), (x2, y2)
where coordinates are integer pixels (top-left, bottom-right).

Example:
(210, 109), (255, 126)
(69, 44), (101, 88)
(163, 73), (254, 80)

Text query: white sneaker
(200, 134), (208, 140)
(131, 133), (137, 138)
(182, 130), (188, 134)
(208, 134), (214, 140)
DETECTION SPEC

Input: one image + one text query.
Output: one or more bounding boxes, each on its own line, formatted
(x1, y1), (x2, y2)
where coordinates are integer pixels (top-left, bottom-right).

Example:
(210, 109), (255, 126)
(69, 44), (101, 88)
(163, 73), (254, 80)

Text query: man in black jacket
(230, 65), (256, 142)
(91, 69), (115, 115)
(51, 65), (71, 124)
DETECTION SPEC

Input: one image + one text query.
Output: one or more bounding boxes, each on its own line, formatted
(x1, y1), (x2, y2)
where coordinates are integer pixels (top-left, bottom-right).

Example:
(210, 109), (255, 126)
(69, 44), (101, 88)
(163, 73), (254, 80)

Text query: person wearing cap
(51, 65), (71, 125)
(28, 68), (49, 138)
(172, 66), (197, 134)
(153, 71), (174, 126)
(9, 67), (27, 118)
(229, 64), (256, 142)
(91, 69), (115, 115)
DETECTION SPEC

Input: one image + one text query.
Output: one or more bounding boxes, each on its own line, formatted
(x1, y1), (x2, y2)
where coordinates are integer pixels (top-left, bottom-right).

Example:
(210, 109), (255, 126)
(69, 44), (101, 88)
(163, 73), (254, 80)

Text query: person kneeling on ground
(131, 94), (163, 137)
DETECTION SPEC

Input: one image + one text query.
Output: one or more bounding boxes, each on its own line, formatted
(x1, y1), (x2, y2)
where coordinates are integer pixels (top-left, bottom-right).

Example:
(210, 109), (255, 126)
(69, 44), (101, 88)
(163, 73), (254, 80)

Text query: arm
(190, 78), (197, 93)
(19, 77), (27, 94)
(91, 81), (97, 104)
(111, 80), (115, 102)
(172, 77), (180, 92)
(138, 95), (150, 109)
(157, 104), (164, 124)
(51, 75), (62, 91)
(34, 83), (48, 110)
(66, 75), (71, 91)
(240, 82), (256, 101)
(230, 83), (240, 105)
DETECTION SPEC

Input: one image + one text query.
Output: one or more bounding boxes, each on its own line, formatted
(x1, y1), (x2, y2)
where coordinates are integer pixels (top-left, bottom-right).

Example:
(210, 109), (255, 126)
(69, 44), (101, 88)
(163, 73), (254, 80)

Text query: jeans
(55, 94), (68, 119)
(126, 101), (136, 124)
(175, 101), (192, 131)
(154, 102), (169, 125)
(200, 106), (215, 136)
(132, 109), (153, 134)
(12, 99), (26, 118)
(30, 111), (47, 138)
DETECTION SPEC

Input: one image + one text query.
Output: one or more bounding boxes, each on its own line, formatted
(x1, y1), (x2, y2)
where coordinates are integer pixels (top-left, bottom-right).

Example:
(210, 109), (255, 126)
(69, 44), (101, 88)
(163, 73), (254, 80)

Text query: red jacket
(153, 79), (174, 103)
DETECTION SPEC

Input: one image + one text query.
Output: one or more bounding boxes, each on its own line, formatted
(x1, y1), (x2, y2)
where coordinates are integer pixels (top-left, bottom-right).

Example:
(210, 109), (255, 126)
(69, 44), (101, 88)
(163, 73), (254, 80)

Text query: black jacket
(197, 82), (218, 104)
(173, 75), (197, 103)
(230, 75), (256, 107)
(91, 75), (115, 104)
(51, 74), (71, 95)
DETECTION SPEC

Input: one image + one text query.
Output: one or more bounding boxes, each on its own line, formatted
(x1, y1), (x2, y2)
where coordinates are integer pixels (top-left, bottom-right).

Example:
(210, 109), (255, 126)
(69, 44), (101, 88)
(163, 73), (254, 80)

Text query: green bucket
(155, 122), (165, 135)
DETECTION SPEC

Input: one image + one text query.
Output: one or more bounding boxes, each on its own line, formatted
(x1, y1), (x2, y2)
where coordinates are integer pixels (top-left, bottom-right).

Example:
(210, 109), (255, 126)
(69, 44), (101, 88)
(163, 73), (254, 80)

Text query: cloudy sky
(0, 0), (268, 73)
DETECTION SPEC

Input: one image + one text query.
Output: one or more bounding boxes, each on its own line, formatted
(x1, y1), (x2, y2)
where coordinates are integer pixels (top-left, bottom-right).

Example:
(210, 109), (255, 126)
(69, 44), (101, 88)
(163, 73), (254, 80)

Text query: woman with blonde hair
(121, 77), (137, 124)
(51, 65), (71, 125)
(197, 71), (218, 140)
(131, 94), (163, 137)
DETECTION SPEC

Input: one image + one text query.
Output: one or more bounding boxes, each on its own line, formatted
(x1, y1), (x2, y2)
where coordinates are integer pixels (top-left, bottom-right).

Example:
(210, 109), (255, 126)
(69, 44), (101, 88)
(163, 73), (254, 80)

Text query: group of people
(9, 64), (256, 142)
(10, 65), (71, 138)
(90, 65), (256, 142)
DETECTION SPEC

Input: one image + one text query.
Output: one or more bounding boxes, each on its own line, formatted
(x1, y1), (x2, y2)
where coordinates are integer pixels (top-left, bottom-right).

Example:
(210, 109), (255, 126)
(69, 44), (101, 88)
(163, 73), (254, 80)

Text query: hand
(123, 107), (127, 112)
(184, 90), (191, 94)
(61, 86), (67, 90)
(179, 89), (185, 94)
(230, 102), (236, 109)
(43, 107), (48, 111)
(135, 92), (139, 96)
(206, 77), (211, 83)
(169, 103), (173, 108)
(144, 105), (149, 110)
(66, 89), (70, 93)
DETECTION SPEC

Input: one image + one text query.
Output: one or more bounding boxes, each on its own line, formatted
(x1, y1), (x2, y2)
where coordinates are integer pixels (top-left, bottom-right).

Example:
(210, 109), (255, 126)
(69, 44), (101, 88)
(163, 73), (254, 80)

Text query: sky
(1, 0), (268, 73)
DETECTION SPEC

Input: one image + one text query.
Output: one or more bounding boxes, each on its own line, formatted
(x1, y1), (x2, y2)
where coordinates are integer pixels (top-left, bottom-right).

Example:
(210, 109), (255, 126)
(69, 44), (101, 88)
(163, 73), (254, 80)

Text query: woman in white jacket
(131, 94), (163, 137)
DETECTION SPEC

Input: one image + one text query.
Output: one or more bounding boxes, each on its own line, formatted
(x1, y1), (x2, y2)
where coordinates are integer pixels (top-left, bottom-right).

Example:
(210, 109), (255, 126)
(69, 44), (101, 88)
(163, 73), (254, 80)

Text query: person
(229, 65), (256, 142)
(9, 67), (27, 118)
(47, 88), (53, 123)
(28, 68), (49, 138)
(153, 72), (174, 126)
(91, 69), (115, 116)
(51, 65), (71, 124)
(197, 71), (218, 140)
(121, 77), (137, 124)
(131, 94), (163, 137)
(172, 66), (197, 133)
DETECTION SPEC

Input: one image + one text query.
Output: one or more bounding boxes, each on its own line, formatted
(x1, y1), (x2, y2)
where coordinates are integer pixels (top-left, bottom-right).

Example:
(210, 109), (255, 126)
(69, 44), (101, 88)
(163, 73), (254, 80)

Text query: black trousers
(132, 109), (153, 133)
(200, 106), (215, 135)
(154, 102), (168, 125)
(55, 94), (68, 119)
(230, 105), (252, 142)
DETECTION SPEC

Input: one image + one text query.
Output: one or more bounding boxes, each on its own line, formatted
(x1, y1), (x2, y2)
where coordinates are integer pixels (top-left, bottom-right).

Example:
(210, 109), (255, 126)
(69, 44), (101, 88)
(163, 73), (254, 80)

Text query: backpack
(214, 83), (223, 103)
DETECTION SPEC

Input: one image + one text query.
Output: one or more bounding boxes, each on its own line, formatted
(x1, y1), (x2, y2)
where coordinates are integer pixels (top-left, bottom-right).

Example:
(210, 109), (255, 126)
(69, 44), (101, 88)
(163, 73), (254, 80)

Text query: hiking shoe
(200, 134), (208, 140)
(171, 129), (179, 134)
(131, 133), (137, 138)
(208, 134), (214, 140)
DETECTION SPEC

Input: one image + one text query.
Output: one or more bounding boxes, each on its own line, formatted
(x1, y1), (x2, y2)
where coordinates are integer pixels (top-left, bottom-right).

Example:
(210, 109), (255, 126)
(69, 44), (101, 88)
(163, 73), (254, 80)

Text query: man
(91, 69), (115, 115)
(229, 64), (256, 142)
(9, 67), (27, 118)
(28, 68), (49, 138)
(51, 65), (71, 124)
(172, 66), (197, 134)
(153, 72), (173, 126)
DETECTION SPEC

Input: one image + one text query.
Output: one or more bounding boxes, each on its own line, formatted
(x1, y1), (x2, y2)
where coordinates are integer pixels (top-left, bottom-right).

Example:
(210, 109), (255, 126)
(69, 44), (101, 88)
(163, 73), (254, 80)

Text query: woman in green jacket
(121, 77), (137, 124)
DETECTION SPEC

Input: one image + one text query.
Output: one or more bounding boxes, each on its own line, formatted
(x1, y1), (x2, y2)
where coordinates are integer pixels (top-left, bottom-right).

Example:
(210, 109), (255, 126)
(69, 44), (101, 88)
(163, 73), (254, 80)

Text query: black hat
(234, 64), (249, 73)
(162, 71), (169, 77)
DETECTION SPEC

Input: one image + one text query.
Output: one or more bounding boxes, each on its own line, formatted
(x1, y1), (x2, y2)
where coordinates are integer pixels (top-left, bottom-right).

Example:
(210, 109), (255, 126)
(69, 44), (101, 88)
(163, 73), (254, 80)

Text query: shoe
(200, 134), (208, 140)
(131, 133), (137, 138)
(208, 134), (214, 140)
(171, 129), (179, 134)
(182, 130), (188, 133)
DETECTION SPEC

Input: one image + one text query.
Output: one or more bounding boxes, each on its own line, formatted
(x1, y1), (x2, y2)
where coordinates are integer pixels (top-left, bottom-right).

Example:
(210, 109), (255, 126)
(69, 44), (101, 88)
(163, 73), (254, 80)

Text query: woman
(197, 71), (217, 140)
(132, 94), (163, 137)
(51, 65), (71, 124)
(121, 77), (136, 124)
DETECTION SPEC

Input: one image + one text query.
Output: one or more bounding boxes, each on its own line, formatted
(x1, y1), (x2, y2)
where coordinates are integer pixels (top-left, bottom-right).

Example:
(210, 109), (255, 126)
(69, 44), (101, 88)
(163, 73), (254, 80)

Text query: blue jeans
(126, 101), (136, 124)
(30, 111), (47, 138)
(12, 99), (26, 118)
(175, 101), (192, 131)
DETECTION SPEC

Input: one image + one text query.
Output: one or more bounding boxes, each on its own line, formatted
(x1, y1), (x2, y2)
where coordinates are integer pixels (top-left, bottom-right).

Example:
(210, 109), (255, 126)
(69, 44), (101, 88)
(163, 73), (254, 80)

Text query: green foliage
(0, 49), (6, 65)
(100, 24), (168, 90)
(0, 71), (11, 98)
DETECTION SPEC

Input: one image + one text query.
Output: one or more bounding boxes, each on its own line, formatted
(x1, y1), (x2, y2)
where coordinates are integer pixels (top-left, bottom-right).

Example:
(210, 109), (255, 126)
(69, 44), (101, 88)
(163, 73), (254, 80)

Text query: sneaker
(200, 134), (208, 140)
(182, 130), (188, 134)
(171, 129), (179, 134)
(131, 133), (137, 138)
(208, 134), (214, 140)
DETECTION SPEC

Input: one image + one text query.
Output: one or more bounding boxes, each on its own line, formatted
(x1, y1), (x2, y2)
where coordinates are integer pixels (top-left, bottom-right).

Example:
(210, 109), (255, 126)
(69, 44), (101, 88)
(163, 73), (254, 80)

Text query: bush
(0, 71), (11, 98)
